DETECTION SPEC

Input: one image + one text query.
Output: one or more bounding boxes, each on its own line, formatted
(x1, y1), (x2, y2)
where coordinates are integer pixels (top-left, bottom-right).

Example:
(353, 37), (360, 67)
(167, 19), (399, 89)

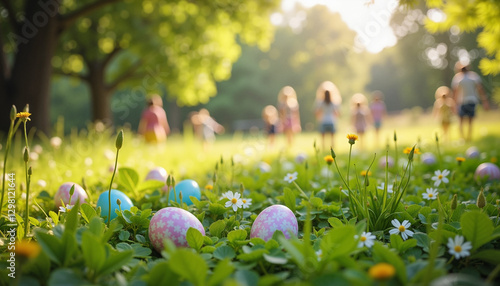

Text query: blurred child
(432, 86), (456, 142)
(138, 94), (170, 144)
(278, 86), (301, 148)
(198, 108), (224, 150)
(351, 93), (372, 149)
(370, 91), (387, 147)
(262, 105), (279, 150)
(315, 81), (342, 150)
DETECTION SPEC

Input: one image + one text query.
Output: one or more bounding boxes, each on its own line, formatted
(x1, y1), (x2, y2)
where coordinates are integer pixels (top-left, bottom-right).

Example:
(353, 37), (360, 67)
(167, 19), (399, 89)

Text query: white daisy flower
(431, 169), (450, 187)
(284, 172), (298, 183)
(224, 191), (243, 211)
(422, 188), (438, 200)
(241, 198), (252, 209)
(59, 204), (74, 213)
(377, 182), (394, 194)
(356, 231), (376, 248)
(389, 219), (414, 241)
(221, 191), (232, 199)
(447, 235), (472, 259)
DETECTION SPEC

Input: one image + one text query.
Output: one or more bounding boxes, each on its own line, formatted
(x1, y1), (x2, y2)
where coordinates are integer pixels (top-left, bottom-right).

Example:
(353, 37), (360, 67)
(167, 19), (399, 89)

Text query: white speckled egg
(250, 205), (298, 241)
(149, 207), (205, 251)
(145, 167), (168, 182)
(54, 182), (88, 208)
(474, 163), (500, 181)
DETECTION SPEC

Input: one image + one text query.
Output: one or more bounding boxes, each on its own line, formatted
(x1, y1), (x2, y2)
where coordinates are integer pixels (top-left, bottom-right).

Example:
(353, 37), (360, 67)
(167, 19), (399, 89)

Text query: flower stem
(347, 144), (353, 188)
(23, 121), (30, 238)
(0, 119), (20, 213)
(107, 149), (119, 227)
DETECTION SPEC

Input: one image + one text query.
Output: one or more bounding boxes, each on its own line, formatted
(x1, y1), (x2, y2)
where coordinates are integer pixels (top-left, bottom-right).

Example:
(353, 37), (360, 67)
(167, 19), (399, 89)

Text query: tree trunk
(87, 62), (113, 126)
(7, 1), (61, 135)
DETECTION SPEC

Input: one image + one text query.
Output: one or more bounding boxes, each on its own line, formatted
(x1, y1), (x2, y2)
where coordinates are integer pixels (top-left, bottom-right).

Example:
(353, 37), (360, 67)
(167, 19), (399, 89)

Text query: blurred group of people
(262, 82), (387, 151)
(432, 62), (489, 142)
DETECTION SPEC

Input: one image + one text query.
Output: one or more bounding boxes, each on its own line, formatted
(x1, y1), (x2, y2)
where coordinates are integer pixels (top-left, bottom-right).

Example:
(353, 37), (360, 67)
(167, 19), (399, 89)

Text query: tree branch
(107, 60), (142, 91)
(58, 0), (122, 31)
(1, 0), (20, 33)
(53, 68), (89, 81)
(103, 46), (122, 69)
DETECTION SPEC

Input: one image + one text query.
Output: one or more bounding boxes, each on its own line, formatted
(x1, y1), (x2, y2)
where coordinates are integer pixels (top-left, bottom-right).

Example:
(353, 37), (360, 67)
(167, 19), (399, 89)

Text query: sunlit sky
(279, 0), (400, 53)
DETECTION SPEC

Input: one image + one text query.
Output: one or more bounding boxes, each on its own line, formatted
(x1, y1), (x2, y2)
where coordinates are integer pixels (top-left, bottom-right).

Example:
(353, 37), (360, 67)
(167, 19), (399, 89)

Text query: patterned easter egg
(96, 189), (134, 222)
(168, 179), (201, 205)
(378, 156), (394, 169)
(421, 152), (437, 165)
(466, 146), (480, 159)
(149, 207), (205, 251)
(250, 205), (298, 241)
(474, 163), (500, 181)
(54, 182), (88, 208)
(145, 167), (168, 182)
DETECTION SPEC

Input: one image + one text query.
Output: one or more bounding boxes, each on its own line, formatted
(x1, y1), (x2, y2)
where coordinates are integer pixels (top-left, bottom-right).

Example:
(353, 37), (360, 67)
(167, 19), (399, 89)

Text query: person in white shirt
(451, 63), (489, 141)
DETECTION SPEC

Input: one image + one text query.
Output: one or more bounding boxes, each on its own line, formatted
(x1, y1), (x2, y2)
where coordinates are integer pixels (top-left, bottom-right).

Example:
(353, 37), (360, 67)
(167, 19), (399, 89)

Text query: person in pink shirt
(138, 94), (170, 144)
(370, 91), (387, 146)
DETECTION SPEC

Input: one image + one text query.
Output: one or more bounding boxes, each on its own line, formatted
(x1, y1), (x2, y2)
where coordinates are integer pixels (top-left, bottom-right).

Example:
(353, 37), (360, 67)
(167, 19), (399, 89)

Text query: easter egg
(421, 152), (436, 165)
(168, 179), (201, 205)
(250, 205), (298, 241)
(466, 146), (480, 159)
(257, 162), (271, 173)
(54, 182), (88, 208)
(149, 207), (205, 251)
(96, 189), (133, 222)
(295, 153), (308, 164)
(145, 167), (168, 182)
(378, 156), (394, 169)
(474, 163), (500, 181)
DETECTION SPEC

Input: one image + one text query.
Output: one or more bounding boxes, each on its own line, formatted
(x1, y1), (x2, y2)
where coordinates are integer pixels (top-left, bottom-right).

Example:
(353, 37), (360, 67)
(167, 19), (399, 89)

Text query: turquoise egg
(168, 179), (201, 205)
(96, 189), (133, 222)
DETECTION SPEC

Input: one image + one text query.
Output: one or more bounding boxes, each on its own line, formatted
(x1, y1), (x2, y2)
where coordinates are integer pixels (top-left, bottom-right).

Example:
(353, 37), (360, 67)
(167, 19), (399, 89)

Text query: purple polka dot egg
(250, 205), (298, 241)
(474, 163), (500, 181)
(54, 182), (88, 208)
(149, 207), (205, 251)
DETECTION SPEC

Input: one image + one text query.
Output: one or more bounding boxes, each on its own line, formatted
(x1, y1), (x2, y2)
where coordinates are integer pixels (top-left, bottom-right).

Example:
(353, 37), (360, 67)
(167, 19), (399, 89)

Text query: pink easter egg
(54, 182), (88, 208)
(149, 207), (205, 251)
(474, 163), (500, 181)
(145, 167), (168, 182)
(250, 205), (298, 241)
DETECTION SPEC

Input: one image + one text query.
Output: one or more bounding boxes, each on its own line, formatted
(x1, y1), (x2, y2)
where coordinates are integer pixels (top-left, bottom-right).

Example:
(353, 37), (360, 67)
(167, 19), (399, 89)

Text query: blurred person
(432, 86), (456, 142)
(262, 105), (279, 150)
(370, 91), (387, 147)
(315, 90), (340, 151)
(451, 62), (490, 141)
(278, 86), (301, 148)
(138, 94), (170, 144)
(198, 108), (225, 150)
(351, 93), (372, 149)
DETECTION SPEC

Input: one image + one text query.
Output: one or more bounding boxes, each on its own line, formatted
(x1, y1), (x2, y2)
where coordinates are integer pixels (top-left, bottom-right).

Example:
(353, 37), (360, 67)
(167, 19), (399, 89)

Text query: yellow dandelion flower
(403, 147), (421, 154)
(456, 157), (465, 162)
(369, 262), (396, 281)
(324, 155), (334, 165)
(14, 240), (41, 259)
(16, 112), (31, 121)
(347, 134), (358, 144)
(205, 184), (213, 190)
(491, 157), (498, 163)
(360, 170), (372, 176)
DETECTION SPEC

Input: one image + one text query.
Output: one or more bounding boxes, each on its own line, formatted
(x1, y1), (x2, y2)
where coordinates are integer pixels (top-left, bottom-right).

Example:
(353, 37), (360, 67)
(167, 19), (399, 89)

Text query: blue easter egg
(96, 189), (133, 222)
(168, 179), (201, 205)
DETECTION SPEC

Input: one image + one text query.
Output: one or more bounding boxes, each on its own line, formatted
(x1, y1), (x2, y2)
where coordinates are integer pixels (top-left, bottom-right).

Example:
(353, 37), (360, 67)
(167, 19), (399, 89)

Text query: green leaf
(186, 227), (204, 252)
(328, 217), (343, 228)
(283, 188), (296, 213)
(48, 268), (86, 286)
(372, 242), (406, 284)
(263, 253), (288, 264)
(49, 211), (59, 226)
(64, 200), (80, 233)
(208, 203), (227, 216)
(460, 211), (494, 250)
(237, 248), (269, 262)
(147, 261), (179, 286)
(209, 220), (226, 238)
(119, 230), (130, 241)
(35, 232), (63, 265)
(80, 204), (97, 224)
(81, 231), (105, 272)
(213, 245), (236, 260)
(207, 259), (234, 286)
(97, 248), (134, 277)
(413, 232), (431, 253)
(470, 250), (500, 265)
(227, 229), (247, 243)
(117, 167), (139, 193)
(169, 249), (207, 286)
(320, 225), (357, 259)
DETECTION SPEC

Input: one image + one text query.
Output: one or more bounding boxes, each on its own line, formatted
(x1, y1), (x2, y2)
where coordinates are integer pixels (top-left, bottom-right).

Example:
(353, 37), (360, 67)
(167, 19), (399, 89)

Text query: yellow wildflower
(14, 240), (41, 259)
(403, 147), (421, 155)
(347, 134), (358, 145)
(369, 262), (396, 281)
(16, 112), (31, 121)
(324, 155), (334, 165)
(205, 185), (213, 190)
(361, 170), (372, 176)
